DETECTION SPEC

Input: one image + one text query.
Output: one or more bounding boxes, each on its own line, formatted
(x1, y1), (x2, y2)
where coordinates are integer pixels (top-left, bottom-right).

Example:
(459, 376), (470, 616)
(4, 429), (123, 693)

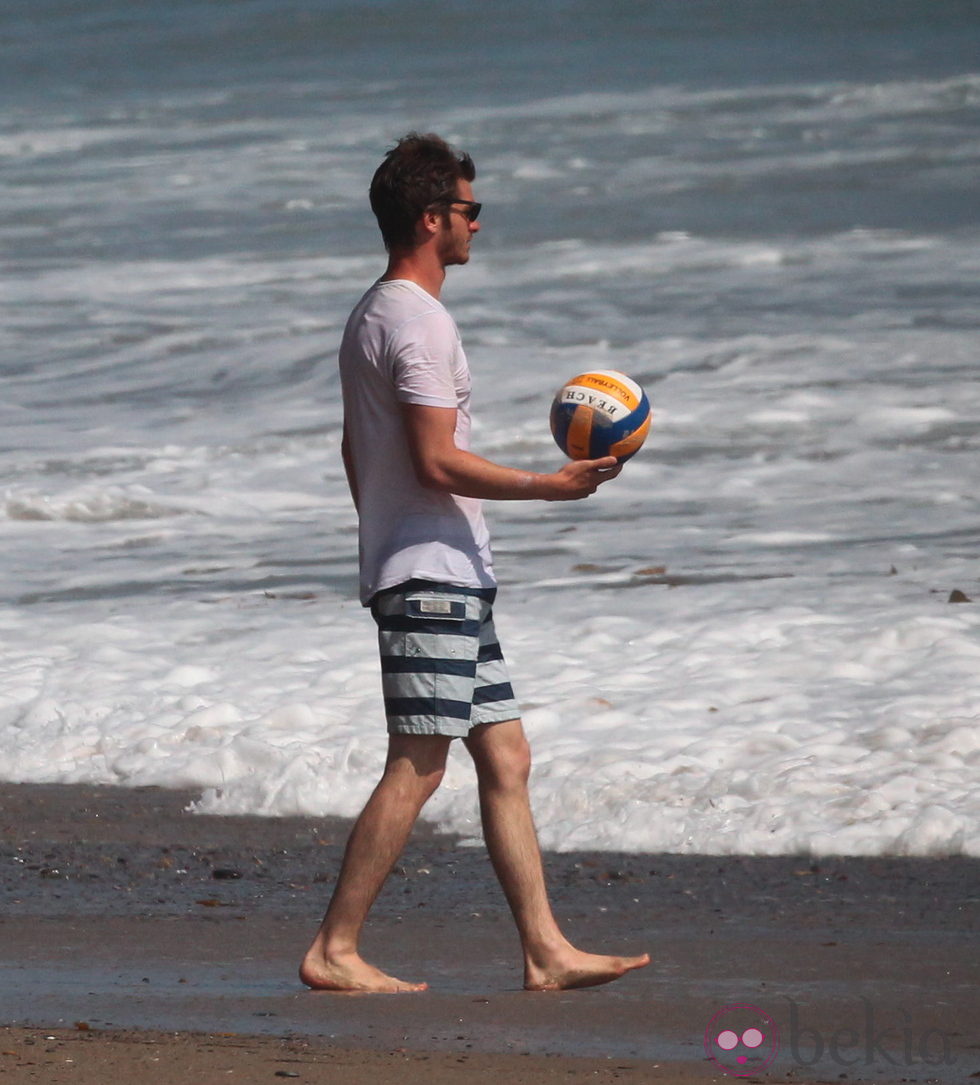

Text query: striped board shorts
(370, 579), (520, 737)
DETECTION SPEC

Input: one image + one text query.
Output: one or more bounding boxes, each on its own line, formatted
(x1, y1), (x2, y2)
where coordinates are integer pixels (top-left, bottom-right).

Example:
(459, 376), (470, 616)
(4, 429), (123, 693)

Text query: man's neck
(380, 249), (446, 299)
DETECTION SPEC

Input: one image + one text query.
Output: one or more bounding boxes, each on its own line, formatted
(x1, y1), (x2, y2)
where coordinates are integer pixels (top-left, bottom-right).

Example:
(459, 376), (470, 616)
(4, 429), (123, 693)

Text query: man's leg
(464, 718), (650, 991)
(299, 733), (452, 993)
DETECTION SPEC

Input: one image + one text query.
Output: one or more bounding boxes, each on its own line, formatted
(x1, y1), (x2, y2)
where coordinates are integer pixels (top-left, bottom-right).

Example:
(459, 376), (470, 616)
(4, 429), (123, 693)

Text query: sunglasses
(445, 198), (482, 222)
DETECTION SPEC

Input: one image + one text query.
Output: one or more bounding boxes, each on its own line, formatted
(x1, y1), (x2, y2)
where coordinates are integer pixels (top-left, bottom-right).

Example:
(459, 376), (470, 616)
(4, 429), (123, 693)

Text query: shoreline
(1, 782), (978, 1083)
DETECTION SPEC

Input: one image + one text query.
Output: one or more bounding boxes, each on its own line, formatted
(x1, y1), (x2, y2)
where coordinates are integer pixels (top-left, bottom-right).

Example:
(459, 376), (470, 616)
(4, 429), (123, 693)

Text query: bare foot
(299, 948), (427, 993)
(524, 948), (651, 992)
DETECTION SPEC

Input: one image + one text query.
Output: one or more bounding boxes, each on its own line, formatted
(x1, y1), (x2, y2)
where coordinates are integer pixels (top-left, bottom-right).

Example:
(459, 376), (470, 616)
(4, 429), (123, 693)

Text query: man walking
(300, 133), (649, 993)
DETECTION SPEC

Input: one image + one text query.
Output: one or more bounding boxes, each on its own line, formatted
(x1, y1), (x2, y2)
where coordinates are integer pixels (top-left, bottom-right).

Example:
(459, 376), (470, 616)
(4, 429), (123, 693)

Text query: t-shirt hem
(362, 570), (497, 606)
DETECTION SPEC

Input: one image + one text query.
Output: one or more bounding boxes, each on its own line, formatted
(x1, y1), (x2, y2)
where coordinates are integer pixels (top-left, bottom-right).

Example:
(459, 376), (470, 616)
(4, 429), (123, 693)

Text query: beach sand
(0, 783), (977, 1083)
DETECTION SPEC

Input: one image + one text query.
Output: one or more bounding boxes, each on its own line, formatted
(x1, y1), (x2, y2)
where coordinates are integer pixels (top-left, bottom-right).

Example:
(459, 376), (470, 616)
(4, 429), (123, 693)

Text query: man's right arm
(401, 403), (621, 501)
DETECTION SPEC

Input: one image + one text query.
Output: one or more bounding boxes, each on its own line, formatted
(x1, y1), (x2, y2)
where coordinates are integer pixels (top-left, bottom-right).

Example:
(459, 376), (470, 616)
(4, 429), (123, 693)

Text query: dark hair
(369, 132), (476, 251)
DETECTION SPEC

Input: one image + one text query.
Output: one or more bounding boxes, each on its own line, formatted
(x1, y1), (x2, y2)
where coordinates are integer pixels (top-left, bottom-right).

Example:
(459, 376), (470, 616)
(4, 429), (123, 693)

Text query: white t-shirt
(338, 278), (496, 604)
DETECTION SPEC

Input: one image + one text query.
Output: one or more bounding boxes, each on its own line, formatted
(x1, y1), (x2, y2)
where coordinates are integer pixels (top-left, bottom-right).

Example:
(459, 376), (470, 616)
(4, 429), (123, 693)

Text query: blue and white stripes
(371, 580), (519, 736)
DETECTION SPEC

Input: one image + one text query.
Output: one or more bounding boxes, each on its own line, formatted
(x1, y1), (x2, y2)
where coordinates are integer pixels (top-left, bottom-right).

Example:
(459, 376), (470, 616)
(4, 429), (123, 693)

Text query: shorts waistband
(370, 578), (497, 605)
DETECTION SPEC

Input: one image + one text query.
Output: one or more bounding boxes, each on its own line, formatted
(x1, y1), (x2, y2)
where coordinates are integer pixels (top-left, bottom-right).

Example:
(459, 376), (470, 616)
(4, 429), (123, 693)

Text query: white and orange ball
(550, 370), (651, 462)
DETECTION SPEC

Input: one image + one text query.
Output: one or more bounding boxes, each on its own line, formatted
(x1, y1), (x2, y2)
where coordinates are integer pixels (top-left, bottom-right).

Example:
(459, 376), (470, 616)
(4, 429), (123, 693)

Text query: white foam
(3, 554), (977, 857)
(3, 486), (187, 523)
(0, 126), (147, 159)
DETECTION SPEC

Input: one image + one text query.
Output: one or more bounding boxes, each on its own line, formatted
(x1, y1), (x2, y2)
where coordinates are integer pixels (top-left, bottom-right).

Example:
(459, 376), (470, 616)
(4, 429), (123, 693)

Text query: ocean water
(2, 0), (979, 856)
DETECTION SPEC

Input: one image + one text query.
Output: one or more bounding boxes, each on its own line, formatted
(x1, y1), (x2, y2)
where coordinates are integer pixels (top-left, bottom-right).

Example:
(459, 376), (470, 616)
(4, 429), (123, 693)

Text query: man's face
(437, 179), (480, 267)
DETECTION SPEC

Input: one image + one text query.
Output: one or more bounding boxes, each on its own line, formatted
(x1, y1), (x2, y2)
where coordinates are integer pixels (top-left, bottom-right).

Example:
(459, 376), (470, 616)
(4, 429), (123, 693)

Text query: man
(300, 133), (649, 993)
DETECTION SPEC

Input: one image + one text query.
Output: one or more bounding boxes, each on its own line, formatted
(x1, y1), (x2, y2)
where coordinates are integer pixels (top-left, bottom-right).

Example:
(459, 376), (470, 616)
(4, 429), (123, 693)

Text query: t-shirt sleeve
(389, 310), (460, 408)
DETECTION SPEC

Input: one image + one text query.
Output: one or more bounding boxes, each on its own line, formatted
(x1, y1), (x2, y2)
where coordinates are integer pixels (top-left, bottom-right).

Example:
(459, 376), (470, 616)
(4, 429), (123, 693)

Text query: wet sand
(1, 783), (977, 1083)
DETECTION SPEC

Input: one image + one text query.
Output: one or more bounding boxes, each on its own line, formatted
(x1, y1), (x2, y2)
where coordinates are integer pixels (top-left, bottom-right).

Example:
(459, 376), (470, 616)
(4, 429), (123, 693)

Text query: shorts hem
(386, 720), (472, 738)
(471, 707), (521, 726)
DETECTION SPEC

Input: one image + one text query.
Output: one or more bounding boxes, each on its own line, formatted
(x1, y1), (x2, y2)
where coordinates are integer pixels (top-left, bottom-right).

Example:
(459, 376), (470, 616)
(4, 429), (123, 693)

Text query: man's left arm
(341, 424), (360, 511)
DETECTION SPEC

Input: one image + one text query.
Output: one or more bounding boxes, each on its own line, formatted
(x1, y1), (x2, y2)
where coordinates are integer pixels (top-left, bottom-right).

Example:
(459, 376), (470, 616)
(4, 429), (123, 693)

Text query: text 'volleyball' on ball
(550, 370), (651, 462)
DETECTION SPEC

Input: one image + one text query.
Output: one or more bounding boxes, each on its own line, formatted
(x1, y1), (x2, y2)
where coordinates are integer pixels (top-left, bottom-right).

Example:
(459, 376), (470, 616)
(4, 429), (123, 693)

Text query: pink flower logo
(705, 1004), (780, 1076)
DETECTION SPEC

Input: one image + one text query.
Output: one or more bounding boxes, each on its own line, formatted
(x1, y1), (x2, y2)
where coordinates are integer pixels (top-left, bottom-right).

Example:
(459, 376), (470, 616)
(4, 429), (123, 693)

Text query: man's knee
(506, 731), (532, 786)
(402, 756), (446, 793)
(470, 722), (532, 790)
(384, 735), (451, 799)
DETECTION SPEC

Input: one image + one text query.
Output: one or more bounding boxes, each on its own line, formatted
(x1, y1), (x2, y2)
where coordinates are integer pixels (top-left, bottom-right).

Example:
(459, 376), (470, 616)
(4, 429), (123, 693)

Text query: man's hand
(541, 457), (622, 500)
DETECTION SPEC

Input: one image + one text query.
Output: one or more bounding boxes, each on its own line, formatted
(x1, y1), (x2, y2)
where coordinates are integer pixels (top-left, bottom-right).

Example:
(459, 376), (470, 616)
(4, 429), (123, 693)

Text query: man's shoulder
(341, 280), (461, 372)
(360, 278), (446, 318)
(357, 281), (459, 347)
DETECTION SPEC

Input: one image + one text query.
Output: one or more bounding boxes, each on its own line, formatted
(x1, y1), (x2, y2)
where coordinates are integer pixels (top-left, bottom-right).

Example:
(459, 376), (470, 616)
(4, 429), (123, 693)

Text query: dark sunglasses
(445, 198), (482, 222)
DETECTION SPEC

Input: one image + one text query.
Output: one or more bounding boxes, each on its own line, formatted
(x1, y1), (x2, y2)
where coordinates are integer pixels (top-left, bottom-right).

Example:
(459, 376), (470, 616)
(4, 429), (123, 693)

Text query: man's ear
(417, 207), (444, 241)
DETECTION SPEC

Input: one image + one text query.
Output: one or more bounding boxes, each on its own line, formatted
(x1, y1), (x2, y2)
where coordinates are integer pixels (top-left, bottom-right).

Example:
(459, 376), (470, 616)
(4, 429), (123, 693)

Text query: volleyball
(550, 370), (651, 462)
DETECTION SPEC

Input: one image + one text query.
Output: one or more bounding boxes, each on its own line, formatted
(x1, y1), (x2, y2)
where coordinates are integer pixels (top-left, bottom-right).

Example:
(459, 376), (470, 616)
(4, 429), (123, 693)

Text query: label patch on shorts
(407, 597), (466, 619)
